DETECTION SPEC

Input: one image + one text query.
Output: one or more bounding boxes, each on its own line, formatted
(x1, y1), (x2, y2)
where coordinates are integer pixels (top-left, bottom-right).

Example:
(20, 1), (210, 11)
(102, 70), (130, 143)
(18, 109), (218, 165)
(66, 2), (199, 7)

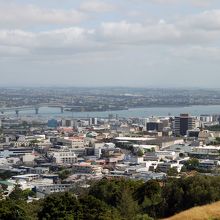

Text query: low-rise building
(198, 160), (220, 170)
(72, 163), (102, 175)
(35, 184), (72, 199)
(57, 136), (86, 148)
(144, 151), (177, 161)
(51, 150), (78, 165)
(156, 162), (183, 173)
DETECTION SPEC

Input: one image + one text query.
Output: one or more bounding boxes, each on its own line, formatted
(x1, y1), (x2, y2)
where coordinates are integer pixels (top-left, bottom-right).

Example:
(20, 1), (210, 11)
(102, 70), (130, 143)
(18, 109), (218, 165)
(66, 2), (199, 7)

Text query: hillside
(164, 201), (220, 220)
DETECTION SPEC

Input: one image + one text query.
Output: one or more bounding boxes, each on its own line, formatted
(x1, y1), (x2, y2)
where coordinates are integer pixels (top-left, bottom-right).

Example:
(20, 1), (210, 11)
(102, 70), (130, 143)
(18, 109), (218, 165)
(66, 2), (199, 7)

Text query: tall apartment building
(174, 114), (195, 136)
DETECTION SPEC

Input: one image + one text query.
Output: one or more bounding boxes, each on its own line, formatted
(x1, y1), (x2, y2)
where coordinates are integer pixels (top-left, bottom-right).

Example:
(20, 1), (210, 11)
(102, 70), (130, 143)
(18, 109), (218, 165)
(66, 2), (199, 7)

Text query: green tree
(181, 165), (187, 172)
(24, 200), (42, 220)
(159, 175), (220, 218)
(135, 180), (162, 218)
(185, 158), (199, 171)
(9, 185), (33, 201)
(0, 200), (29, 220)
(38, 192), (82, 220)
(117, 188), (139, 220)
(58, 169), (71, 181)
(80, 195), (121, 220)
(137, 149), (144, 157)
(2, 175), (220, 220)
(89, 179), (142, 207)
(167, 167), (178, 176)
(160, 179), (185, 217)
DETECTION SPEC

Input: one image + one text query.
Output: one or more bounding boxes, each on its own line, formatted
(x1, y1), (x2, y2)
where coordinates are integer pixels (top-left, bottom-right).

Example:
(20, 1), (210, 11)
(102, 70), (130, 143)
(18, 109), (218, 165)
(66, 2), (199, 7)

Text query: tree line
(1, 174), (220, 219)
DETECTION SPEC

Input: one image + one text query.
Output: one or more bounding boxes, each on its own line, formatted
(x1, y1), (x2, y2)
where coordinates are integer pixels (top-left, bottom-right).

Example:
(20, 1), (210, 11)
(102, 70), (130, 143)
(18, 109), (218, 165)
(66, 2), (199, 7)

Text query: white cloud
(100, 21), (181, 44)
(36, 28), (95, 47)
(171, 46), (220, 61)
(0, 27), (102, 58)
(147, 0), (216, 7)
(0, 30), (34, 47)
(0, 0), (220, 87)
(0, 3), (86, 28)
(99, 20), (216, 45)
(80, 0), (116, 13)
(99, 8), (220, 46)
(179, 10), (220, 30)
(0, 7), (220, 60)
(0, 45), (29, 56)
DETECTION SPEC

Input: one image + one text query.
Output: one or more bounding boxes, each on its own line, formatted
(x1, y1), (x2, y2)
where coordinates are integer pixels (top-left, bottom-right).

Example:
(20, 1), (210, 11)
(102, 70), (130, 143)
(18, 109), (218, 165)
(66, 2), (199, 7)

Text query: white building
(22, 153), (36, 165)
(144, 151), (177, 161)
(94, 147), (102, 158)
(132, 171), (166, 181)
(89, 117), (98, 125)
(200, 115), (213, 123)
(157, 162), (183, 173)
(193, 146), (220, 155)
(166, 144), (193, 154)
(57, 137), (86, 148)
(36, 184), (72, 199)
(11, 174), (40, 182)
(72, 163), (102, 175)
(52, 150), (78, 164)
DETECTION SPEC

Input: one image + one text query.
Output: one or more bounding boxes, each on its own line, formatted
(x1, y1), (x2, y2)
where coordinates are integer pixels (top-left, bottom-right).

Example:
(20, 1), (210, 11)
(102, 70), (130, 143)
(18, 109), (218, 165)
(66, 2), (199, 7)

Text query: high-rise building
(146, 122), (163, 132)
(61, 119), (73, 127)
(200, 115), (213, 123)
(47, 119), (58, 128)
(174, 114), (195, 136)
(89, 117), (98, 125)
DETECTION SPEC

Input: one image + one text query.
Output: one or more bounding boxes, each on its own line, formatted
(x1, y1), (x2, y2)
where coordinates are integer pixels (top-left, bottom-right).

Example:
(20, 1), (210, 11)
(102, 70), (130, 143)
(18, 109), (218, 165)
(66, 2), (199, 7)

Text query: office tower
(146, 122), (164, 132)
(174, 114), (195, 136)
(89, 117), (98, 125)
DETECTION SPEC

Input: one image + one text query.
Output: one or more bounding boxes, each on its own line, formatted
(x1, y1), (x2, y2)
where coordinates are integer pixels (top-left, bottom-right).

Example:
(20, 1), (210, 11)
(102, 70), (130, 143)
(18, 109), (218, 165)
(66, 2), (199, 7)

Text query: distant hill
(164, 201), (220, 220)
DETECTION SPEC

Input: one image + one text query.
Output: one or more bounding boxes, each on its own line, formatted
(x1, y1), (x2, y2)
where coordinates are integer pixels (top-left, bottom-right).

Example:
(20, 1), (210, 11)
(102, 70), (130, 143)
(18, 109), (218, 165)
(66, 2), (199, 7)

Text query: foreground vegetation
(1, 175), (220, 219)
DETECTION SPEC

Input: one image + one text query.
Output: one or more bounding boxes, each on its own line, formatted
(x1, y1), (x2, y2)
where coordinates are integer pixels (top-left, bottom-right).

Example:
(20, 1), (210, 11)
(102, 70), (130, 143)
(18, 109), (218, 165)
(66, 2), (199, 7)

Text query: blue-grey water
(2, 105), (220, 119)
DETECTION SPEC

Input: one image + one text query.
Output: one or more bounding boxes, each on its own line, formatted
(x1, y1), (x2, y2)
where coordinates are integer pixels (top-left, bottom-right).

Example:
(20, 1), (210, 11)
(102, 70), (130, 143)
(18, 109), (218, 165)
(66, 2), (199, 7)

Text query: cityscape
(1, 87), (220, 219)
(1, 87), (220, 116)
(2, 0), (220, 219)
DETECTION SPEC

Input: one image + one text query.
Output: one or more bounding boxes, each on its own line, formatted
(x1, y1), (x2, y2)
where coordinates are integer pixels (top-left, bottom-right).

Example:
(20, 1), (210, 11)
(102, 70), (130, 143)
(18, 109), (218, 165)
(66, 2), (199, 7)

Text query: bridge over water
(0, 104), (75, 116)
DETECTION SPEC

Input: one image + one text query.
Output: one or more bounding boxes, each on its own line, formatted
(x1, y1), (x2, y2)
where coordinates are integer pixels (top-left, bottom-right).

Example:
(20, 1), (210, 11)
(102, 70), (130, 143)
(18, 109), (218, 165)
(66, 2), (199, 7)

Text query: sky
(1, 0), (220, 87)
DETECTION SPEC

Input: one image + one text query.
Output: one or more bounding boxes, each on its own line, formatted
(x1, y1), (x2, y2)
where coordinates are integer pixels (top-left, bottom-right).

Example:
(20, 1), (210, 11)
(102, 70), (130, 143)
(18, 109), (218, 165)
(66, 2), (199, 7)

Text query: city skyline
(1, 0), (220, 87)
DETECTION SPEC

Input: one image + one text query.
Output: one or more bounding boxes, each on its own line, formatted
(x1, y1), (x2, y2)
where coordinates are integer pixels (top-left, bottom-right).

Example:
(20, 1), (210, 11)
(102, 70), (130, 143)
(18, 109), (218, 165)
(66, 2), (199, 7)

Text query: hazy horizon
(1, 0), (220, 87)
(0, 85), (220, 91)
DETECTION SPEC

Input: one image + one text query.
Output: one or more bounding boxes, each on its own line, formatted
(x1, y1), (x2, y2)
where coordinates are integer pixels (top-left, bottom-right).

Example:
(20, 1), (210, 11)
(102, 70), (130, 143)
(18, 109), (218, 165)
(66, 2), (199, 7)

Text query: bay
(4, 105), (220, 119)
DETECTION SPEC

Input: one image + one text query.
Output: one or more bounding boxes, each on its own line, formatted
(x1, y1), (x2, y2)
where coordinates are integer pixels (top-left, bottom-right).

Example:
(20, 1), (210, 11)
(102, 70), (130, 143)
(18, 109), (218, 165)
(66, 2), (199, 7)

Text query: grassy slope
(163, 201), (220, 220)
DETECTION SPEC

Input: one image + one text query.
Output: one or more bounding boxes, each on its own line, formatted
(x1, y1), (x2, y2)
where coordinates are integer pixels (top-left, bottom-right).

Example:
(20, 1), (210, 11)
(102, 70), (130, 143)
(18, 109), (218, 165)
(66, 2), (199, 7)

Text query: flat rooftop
(115, 137), (155, 141)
